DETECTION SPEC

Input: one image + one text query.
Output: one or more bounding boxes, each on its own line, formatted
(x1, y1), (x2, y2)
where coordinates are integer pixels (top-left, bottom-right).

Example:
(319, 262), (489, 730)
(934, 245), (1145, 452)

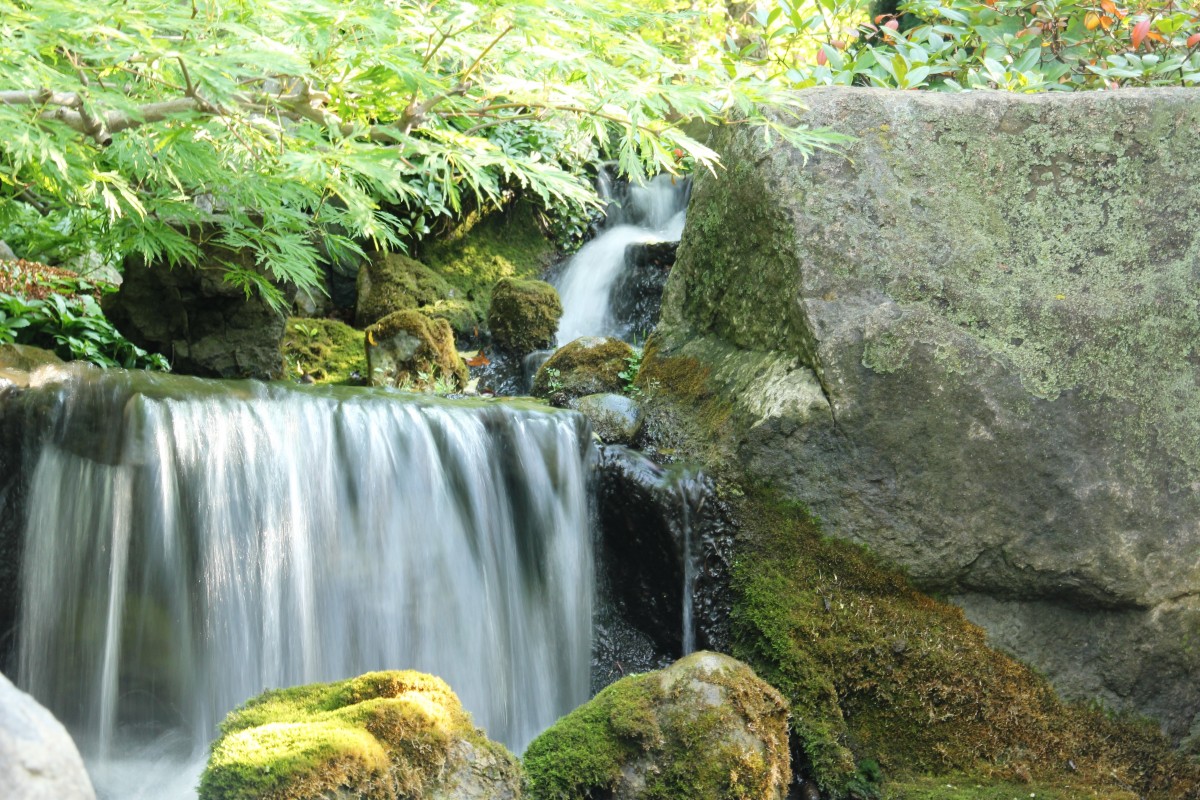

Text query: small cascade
(556, 171), (689, 344)
(674, 472), (707, 657)
(5, 368), (594, 800)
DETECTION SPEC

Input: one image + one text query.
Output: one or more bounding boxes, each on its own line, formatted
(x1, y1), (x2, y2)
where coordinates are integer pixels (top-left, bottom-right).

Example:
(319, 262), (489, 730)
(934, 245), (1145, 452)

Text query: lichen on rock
(532, 337), (633, 407)
(365, 310), (468, 391)
(487, 278), (562, 356)
(198, 671), (521, 800)
(523, 651), (790, 800)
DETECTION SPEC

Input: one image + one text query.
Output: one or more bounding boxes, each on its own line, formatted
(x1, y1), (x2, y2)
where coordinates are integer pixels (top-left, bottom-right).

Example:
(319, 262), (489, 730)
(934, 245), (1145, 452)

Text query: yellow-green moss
(354, 252), (455, 329)
(882, 775), (1137, 800)
(523, 653), (790, 800)
(419, 202), (557, 332)
(282, 318), (367, 385)
(365, 310), (468, 391)
(487, 277), (562, 354)
(532, 337), (633, 406)
(199, 671), (513, 800)
(728, 490), (1200, 799)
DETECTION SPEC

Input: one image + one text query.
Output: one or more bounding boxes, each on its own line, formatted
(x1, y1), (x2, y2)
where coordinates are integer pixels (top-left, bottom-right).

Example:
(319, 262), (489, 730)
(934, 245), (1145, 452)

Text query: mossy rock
(532, 337), (633, 408)
(0, 344), (64, 388)
(199, 670), (521, 800)
(486, 278), (562, 355)
(419, 202), (557, 335)
(355, 252), (456, 329)
(523, 651), (790, 800)
(282, 318), (367, 385)
(365, 310), (468, 391)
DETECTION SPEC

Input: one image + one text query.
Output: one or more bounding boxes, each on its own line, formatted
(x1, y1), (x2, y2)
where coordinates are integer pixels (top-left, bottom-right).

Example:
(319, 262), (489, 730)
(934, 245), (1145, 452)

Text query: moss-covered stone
(532, 337), (634, 407)
(198, 670), (521, 800)
(419, 202), (557, 334)
(365, 310), (468, 391)
(355, 252), (456, 329)
(487, 278), (562, 355)
(523, 651), (790, 800)
(282, 318), (367, 385)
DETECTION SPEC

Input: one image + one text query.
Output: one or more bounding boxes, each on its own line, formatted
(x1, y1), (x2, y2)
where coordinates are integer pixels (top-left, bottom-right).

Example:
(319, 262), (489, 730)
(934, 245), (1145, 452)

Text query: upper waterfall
(6, 369), (594, 799)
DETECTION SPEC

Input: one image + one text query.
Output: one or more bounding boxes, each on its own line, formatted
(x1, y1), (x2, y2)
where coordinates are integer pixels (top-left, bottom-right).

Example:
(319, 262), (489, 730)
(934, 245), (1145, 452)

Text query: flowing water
(555, 172), (689, 344)
(9, 368), (594, 799)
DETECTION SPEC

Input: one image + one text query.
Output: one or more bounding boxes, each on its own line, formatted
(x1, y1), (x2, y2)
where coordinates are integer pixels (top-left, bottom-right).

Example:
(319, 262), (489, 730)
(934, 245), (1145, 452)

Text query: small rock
(365, 310), (467, 391)
(533, 337), (634, 407)
(0, 672), (97, 800)
(487, 278), (562, 356)
(571, 393), (641, 444)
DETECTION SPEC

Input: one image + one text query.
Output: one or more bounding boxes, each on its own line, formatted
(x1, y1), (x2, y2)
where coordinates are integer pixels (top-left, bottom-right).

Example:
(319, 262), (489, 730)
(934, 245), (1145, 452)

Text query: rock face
(0, 671), (97, 800)
(105, 251), (295, 380)
(609, 240), (678, 340)
(570, 393), (641, 444)
(0, 344), (63, 388)
(199, 671), (521, 800)
(650, 87), (1200, 741)
(365, 310), (467, 390)
(533, 336), (633, 407)
(486, 278), (562, 355)
(524, 651), (790, 800)
(355, 251), (457, 329)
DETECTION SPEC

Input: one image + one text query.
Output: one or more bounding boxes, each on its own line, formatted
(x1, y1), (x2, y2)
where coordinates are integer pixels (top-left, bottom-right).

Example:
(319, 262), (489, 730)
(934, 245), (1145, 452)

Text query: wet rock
(486, 278), (562, 355)
(652, 86), (1200, 741)
(525, 651), (791, 800)
(570, 392), (641, 444)
(104, 249), (295, 380)
(0, 672), (96, 800)
(533, 336), (633, 407)
(365, 310), (467, 391)
(199, 671), (521, 800)
(0, 344), (63, 388)
(609, 240), (677, 341)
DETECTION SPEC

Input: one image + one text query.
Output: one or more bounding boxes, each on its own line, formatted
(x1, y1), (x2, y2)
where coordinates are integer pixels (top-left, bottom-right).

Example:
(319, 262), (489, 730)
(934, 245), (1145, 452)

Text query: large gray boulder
(0, 671), (97, 800)
(649, 87), (1200, 741)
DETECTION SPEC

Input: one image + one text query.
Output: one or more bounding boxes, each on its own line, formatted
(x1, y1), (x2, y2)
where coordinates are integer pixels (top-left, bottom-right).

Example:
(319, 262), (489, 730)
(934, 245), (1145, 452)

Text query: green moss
(882, 775), (1136, 800)
(420, 202), (557, 332)
(727, 489), (1200, 799)
(523, 653), (790, 800)
(199, 671), (508, 800)
(487, 277), (562, 354)
(282, 317), (366, 384)
(355, 252), (455, 329)
(365, 309), (468, 391)
(532, 337), (633, 406)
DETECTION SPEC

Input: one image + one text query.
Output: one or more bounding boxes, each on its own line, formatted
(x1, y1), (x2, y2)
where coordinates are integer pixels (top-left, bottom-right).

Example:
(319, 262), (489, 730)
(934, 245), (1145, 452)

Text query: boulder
(0, 671), (97, 800)
(355, 252), (457, 329)
(104, 249), (295, 380)
(199, 671), (521, 800)
(486, 278), (562, 355)
(0, 344), (63, 388)
(649, 87), (1200, 741)
(365, 310), (467, 391)
(282, 317), (367, 384)
(570, 393), (641, 444)
(608, 240), (677, 341)
(523, 651), (790, 800)
(533, 337), (633, 407)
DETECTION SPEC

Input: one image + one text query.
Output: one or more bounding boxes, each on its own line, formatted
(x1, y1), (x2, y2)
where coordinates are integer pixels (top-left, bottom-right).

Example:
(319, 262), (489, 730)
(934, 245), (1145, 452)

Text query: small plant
(618, 349), (643, 397)
(845, 758), (884, 799)
(542, 366), (564, 394)
(293, 323), (322, 340)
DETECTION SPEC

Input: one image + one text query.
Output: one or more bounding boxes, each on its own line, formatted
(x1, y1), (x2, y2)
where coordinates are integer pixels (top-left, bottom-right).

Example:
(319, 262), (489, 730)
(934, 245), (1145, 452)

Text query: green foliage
(754, 0), (1200, 91)
(618, 348), (644, 396)
(0, 0), (842, 305)
(0, 285), (168, 370)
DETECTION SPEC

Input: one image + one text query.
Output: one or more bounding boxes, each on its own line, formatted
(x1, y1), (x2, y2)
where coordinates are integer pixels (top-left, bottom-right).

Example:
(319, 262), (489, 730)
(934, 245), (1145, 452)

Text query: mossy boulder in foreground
(199, 671), (521, 800)
(282, 317), (367, 384)
(523, 651), (790, 800)
(486, 278), (562, 355)
(532, 337), (633, 407)
(365, 310), (468, 391)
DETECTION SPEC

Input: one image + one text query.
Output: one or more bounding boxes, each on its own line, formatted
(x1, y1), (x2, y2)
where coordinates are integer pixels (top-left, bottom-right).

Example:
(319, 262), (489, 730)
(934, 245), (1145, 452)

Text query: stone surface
(533, 336), (633, 407)
(365, 309), (467, 391)
(609, 239), (678, 341)
(486, 277), (562, 355)
(0, 344), (63, 388)
(199, 671), (520, 800)
(524, 651), (790, 800)
(355, 251), (457, 329)
(570, 392), (641, 444)
(0, 671), (97, 800)
(650, 87), (1200, 741)
(104, 249), (295, 380)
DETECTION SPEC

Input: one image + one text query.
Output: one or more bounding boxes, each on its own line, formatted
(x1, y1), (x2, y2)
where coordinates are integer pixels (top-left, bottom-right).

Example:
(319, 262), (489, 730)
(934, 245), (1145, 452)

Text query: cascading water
(555, 171), (689, 344)
(7, 368), (594, 799)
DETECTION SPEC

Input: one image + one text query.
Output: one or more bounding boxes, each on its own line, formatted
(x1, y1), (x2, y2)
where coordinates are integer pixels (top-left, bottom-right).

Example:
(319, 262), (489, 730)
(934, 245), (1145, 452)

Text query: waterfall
(8, 369), (594, 799)
(556, 171), (689, 344)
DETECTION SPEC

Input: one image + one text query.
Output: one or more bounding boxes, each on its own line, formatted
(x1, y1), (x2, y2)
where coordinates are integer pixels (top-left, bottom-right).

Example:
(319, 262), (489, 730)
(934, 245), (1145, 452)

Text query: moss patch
(354, 252), (456, 329)
(199, 671), (516, 800)
(487, 277), (562, 354)
(282, 317), (366, 385)
(523, 652), (790, 800)
(728, 489), (1200, 799)
(532, 336), (633, 407)
(365, 310), (468, 391)
(419, 202), (557, 333)
(882, 775), (1137, 800)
